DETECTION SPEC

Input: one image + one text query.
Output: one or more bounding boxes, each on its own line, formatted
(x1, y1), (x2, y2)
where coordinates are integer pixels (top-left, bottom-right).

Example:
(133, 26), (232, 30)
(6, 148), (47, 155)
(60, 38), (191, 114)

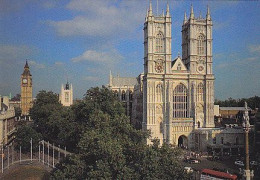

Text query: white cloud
(245, 57), (258, 62)
(54, 61), (64, 66)
(49, 0), (146, 38)
(49, 16), (124, 37)
(28, 60), (46, 69)
(71, 49), (123, 64)
(0, 44), (32, 63)
(204, 1), (239, 12)
(83, 76), (100, 81)
(42, 1), (57, 9)
(249, 44), (260, 53)
(214, 20), (230, 30)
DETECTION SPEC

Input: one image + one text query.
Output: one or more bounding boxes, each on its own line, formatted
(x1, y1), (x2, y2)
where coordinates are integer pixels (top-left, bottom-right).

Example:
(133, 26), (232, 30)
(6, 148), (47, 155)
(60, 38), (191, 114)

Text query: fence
(0, 139), (71, 174)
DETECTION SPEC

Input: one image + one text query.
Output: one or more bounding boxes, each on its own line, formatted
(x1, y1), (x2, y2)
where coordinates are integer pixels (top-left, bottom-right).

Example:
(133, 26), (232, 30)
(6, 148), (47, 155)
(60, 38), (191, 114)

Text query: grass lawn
(1, 165), (50, 180)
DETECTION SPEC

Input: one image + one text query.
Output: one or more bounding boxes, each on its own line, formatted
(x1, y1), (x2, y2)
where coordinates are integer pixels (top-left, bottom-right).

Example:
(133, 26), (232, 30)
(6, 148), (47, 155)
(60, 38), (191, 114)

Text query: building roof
(22, 61), (31, 76)
(171, 56), (187, 71)
(219, 107), (252, 111)
(111, 76), (137, 87)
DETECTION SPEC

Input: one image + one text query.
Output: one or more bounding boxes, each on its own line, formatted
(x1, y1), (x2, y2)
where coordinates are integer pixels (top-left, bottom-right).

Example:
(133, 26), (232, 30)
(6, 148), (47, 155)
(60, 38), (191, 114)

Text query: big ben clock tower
(21, 61), (33, 115)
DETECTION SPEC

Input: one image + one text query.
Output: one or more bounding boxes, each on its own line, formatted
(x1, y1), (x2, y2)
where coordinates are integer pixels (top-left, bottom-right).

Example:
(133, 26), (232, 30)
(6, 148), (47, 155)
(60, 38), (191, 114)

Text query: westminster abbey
(108, 3), (244, 151)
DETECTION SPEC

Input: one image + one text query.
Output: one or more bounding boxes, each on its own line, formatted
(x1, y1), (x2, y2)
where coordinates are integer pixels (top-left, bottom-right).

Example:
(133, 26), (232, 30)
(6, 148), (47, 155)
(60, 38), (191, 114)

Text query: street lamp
(242, 102), (254, 180)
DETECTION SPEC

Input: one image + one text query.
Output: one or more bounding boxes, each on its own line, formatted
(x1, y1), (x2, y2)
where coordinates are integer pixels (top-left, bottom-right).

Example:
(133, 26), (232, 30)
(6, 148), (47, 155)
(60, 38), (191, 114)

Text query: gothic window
(173, 84), (188, 118)
(65, 92), (69, 102)
(177, 63), (182, 70)
(129, 91), (133, 101)
(197, 34), (206, 55)
(213, 137), (216, 144)
(114, 90), (119, 98)
(197, 83), (204, 102)
(156, 84), (163, 102)
(197, 121), (201, 128)
(121, 90), (126, 101)
(156, 32), (164, 53)
(235, 137), (239, 145)
(156, 105), (163, 114)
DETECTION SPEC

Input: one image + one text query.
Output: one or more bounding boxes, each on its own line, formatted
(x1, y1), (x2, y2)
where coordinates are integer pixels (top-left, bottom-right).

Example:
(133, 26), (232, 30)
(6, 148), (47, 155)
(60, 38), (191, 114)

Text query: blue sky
(0, 0), (259, 100)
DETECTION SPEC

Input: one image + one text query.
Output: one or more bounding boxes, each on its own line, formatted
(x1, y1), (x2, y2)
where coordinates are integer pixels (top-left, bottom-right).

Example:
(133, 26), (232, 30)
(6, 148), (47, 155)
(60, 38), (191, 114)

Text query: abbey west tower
(21, 61), (33, 115)
(143, 3), (215, 147)
(182, 6), (215, 129)
(59, 81), (73, 107)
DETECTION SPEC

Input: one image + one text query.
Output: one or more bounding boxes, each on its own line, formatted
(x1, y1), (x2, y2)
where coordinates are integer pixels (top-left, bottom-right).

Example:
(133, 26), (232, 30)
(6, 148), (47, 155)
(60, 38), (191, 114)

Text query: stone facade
(108, 71), (137, 119)
(108, 3), (244, 152)
(0, 96), (16, 147)
(21, 61), (33, 115)
(59, 82), (73, 107)
(142, 4), (214, 147)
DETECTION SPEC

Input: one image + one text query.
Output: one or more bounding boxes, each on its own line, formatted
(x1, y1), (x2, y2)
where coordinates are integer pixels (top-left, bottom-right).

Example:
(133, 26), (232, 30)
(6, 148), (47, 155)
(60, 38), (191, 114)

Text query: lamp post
(243, 102), (253, 180)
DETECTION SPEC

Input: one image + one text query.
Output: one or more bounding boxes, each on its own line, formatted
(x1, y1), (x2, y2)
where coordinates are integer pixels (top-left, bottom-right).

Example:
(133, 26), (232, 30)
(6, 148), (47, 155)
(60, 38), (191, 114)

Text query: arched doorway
(178, 135), (188, 148)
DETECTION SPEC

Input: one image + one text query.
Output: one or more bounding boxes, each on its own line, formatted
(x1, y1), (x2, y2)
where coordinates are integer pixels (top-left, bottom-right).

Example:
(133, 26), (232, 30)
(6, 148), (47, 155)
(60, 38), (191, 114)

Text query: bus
(200, 169), (237, 180)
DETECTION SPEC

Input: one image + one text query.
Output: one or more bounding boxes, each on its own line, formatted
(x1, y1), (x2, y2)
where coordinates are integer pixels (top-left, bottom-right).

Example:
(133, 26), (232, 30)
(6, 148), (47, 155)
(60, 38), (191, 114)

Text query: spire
(199, 11), (202, 19)
(22, 60), (31, 76)
(190, 4), (194, 19)
(166, 2), (170, 17)
(24, 60), (29, 69)
(65, 77), (70, 90)
(206, 5), (211, 20)
(183, 11), (187, 24)
(148, 0), (153, 16)
(243, 101), (250, 128)
(109, 70), (113, 86)
(156, 0), (158, 15)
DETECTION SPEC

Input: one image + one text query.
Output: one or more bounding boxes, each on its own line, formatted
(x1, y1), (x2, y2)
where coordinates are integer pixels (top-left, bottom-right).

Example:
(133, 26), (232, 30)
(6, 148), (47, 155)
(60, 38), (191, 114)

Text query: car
(250, 161), (258, 166)
(190, 159), (200, 164)
(235, 160), (244, 167)
(184, 167), (193, 173)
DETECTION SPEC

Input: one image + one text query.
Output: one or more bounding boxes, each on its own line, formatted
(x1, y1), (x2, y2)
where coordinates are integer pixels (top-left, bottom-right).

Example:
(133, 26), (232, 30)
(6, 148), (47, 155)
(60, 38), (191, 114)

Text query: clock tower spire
(21, 60), (33, 115)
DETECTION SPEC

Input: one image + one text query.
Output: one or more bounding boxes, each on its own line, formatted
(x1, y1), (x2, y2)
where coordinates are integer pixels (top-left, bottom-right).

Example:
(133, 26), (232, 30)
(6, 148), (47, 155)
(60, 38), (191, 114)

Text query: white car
(235, 160), (244, 166)
(190, 159), (200, 164)
(250, 161), (258, 166)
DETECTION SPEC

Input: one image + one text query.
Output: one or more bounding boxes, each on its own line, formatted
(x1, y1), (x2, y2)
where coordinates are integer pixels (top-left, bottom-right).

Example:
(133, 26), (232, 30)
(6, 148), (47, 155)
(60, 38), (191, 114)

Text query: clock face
(198, 66), (204, 71)
(23, 78), (28, 84)
(155, 61), (164, 73)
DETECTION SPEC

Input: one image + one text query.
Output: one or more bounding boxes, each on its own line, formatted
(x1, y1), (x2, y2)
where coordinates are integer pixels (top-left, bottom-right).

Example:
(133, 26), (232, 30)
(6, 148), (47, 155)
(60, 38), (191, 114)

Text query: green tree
(215, 96), (260, 110)
(30, 91), (63, 140)
(30, 90), (80, 151)
(11, 94), (21, 101)
(14, 106), (22, 117)
(15, 124), (42, 153)
(51, 87), (188, 180)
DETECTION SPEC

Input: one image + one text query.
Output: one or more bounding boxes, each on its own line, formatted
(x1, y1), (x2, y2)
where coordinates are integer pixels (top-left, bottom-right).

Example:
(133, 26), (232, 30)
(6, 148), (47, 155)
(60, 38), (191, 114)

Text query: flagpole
(7, 145), (9, 169)
(65, 146), (67, 157)
(48, 141), (50, 167)
(12, 145), (13, 164)
(30, 138), (32, 162)
(38, 143), (40, 162)
(58, 145), (60, 161)
(52, 143), (55, 168)
(19, 146), (21, 164)
(1, 147), (4, 173)
(42, 141), (44, 164)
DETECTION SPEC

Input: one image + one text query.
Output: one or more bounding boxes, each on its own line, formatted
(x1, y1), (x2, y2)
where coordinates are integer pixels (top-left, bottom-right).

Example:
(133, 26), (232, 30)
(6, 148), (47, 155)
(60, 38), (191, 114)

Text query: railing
(0, 140), (72, 174)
